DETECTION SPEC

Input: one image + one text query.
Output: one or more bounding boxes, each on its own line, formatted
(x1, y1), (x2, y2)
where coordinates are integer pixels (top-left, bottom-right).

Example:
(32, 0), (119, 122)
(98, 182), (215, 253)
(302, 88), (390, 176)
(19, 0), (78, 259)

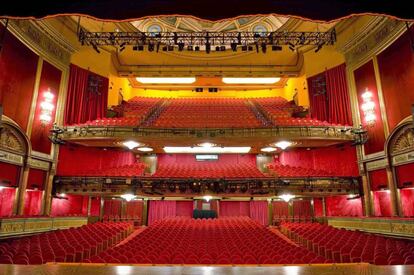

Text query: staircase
(139, 99), (170, 127)
(246, 100), (274, 127)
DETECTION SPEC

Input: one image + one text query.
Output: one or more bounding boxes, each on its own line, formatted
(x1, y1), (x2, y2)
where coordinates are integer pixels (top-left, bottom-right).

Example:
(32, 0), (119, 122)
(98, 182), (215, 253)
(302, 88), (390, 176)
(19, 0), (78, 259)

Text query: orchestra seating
(281, 222), (414, 265)
(266, 162), (335, 177)
(153, 162), (266, 178)
(87, 217), (328, 264)
(0, 222), (133, 265)
(151, 98), (263, 128)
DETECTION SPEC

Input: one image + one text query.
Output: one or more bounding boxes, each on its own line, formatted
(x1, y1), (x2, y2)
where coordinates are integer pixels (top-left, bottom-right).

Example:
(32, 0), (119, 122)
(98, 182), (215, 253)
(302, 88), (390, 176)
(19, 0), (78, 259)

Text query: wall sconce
(361, 88), (376, 126)
(39, 88), (55, 125)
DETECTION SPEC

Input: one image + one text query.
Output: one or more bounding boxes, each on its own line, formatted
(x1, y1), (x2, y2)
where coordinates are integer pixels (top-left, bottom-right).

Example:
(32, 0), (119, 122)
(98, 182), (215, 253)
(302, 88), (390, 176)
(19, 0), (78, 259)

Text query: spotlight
(220, 45), (226, 51)
(315, 42), (324, 53)
(92, 43), (100, 54)
(119, 42), (126, 52)
(215, 46), (220, 52)
(195, 46), (200, 51)
(272, 45), (282, 51)
(178, 42), (185, 51)
(162, 46), (168, 51)
(248, 46), (253, 51)
(187, 45), (193, 51)
(231, 43), (238, 52)
(261, 43), (267, 53)
(241, 45), (248, 51)
(205, 42), (211, 54)
(167, 45), (174, 51)
(288, 42), (295, 52)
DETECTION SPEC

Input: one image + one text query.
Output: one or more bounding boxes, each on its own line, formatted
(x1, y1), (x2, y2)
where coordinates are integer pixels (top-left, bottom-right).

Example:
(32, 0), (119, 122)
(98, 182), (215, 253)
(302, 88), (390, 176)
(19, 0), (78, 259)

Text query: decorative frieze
(27, 157), (50, 170)
(366, 158), (388, 171)
(393, 152), (414, 166)
(0, 149), (24, 166)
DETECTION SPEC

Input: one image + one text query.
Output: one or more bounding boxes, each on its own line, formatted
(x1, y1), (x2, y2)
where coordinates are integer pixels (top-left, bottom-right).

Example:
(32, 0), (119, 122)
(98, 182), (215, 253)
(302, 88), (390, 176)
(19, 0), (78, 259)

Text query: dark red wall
(51, 194), (88, 216)
(369, 169), (388, 191)
(354, 60), (386, 155)
(30, 61), (62, 154)
(377, 26), (414, 131)
(0, 27), (38, 130)
(325, 195), (362, 217)
(400, 189), (414, 217)
(313, 198), (323, 217)
(396, 163), (414, 188)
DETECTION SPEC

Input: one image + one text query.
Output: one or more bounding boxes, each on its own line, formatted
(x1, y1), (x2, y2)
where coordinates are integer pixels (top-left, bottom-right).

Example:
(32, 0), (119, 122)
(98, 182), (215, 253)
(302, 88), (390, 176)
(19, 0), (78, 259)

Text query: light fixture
(261, 147), (277, 152)
(120, 193), (136, 202)
(136, 77), (196, 84)
(203, 195), (212, 202)
(122, 140), (140, 150)
(274, 141), (292, 150)
(163, 146), (251, 154)
(222, 77), (281, 84)
(137, 147), (153, 152)
(39, 89), (55, 125)
(361, 88), (376, 125)
(279, 194), (295, 202)
(198, 142), (216, 148)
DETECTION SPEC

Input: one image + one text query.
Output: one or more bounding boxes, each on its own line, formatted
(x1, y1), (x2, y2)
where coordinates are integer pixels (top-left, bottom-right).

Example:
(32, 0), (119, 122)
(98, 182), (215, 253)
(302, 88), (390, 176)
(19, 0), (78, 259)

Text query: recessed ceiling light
(137, 147), (153, 152)
(198, 142), (216, 148)
(261, 147), (277, 152)
(222, 77), (281, 84)
(120, 194), (136, 202)
(274, 141), (292, 150)
(136, 77), (196, 84)
(163, 146), (251, 154)
(122, 140), (140, 150)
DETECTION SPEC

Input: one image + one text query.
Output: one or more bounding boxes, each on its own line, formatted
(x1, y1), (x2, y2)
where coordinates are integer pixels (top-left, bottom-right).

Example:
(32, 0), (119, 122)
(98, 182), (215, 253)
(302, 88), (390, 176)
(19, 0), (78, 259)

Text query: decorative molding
(393, 152), (414, 166)
(0, 149), (24, 166)
(7, 20), (71, 68)
(27, 157), (51, 170)
(0, 127), (25, 154)
(366, 158), (388, 171)
(390, 126), (414, 156)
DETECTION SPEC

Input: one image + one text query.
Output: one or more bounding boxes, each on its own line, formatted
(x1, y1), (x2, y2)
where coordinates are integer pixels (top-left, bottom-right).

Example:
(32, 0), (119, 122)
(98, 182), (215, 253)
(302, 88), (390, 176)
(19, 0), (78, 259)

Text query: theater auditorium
(0, 1), (413, 274)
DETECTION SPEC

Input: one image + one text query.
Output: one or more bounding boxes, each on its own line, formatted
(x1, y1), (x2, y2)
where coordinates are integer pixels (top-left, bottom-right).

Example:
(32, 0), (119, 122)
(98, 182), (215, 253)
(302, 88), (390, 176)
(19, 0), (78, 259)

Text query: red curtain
(176, 201), (193, 217)
(249, 201), (268, 226)
(0, 162), (20, 187)
(0, 26), (38, 130)
(369, 169), (388, 191)
(396, 163), (414, 188)
(272, 201), (289, 218)
(377, 25), (414, 131)
(400, 189), (414, 217)
(125, 200), (143, 219)
(293, 200), (311, 217)
(219, 201), (250, 217)
(354, 60), (386, 155)
(23, 190), (42, 216)
(103, 199), (122, 217)
(307, 72), (328, 122)
(325, 195), (362, 217)
(57, 145), (135, 176)
(373, 191), (392, 217)
(0, 188), (16, 217)
(279, 144), (359, 176)
(326, 63), (353, 125)
(148, 200), (177, 225)
(51, 194), (87, 216)
(90, 196), (101, 216)
(64, 64), (108, 125)
(30, 61), (62, 154)
(313, 198), (323, 217)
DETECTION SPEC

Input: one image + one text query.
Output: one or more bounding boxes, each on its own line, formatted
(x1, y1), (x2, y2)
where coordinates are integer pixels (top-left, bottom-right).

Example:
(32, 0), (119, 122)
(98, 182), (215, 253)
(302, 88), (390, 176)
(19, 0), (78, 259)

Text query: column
(361, 173), (373, 217)
(142, 199), (148, 226)
(15, 166), (30, 215)
(42, 172), (55, 216)
(386, 165), (401, 217)
(268, 199), (273, 226)
(322, 197), (326, 217)
(87, 196), (92, 217)
(288, 200), (294, 221)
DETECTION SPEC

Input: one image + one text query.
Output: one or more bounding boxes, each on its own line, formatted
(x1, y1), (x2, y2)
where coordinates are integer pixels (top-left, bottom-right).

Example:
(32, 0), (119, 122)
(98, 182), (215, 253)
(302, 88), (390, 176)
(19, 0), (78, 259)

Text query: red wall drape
(307, 72), (328, 122)
(279, 144), (359, 176)
(325, 195), (362, 217)
(148, 200), (177, 225)
(249, 201), (268, 226)
(219, 201), (250, 217)
(30, 61), (62, 154)
(64, 64), (108, 125)
(293, 200), (312, 217)
(272, 201), (289, 218)
(175, 201), (194, 217)
(51, 194), (87, 216)
(23, 190), (42, 216)
(369, 169), (388, 191)
(0, 162), (20, 187)
(0, 188), (16, 217)
(373, 191), (392, 217)
(90, 196), (101, 216)
(400, 189), (414, 217)
(354, 60), (386, 155)
(57, 145), (135, 176)
(103, 199), (122, 217)
(396, 163), (414, 188)
(326, 63), (353, 126)
(313, 198), (323, 217)
(0, 26), (38, 130)
(125, 200), (143, 219)
(377, 26), (414, 131)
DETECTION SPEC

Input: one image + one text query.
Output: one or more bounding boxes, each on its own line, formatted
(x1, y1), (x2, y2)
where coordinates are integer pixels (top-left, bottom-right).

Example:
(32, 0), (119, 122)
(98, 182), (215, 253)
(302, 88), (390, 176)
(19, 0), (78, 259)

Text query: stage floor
(1, 263), (414, 275)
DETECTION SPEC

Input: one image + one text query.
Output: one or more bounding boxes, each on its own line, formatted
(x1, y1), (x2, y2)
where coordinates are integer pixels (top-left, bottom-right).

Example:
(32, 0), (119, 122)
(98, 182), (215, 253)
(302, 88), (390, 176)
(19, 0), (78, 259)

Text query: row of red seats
(267, 162), (335, 177)
(87, 217), (328, 264)
(66, 162), (146, 177)
(0, 222), (133, 265)
(153, 163), (266, 178)
(281, 222), (414, 265)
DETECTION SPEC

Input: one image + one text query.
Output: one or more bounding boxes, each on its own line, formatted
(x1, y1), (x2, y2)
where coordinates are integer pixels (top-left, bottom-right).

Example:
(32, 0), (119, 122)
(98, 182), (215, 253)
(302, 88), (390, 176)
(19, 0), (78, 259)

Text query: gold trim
(372, 56), (390, 137)
(26, 57), (43, 138)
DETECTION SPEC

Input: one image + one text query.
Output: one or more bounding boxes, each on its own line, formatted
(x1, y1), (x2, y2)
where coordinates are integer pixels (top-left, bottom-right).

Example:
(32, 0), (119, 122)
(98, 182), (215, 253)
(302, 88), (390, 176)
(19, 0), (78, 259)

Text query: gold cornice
(26, 57), (43, 139)
(34, 20), (77, 54)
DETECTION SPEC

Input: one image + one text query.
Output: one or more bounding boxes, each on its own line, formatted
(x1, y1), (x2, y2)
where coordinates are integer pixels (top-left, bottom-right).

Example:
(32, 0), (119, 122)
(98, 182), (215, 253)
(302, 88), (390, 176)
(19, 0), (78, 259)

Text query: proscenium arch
(0, 115), (32, 157)
(385, 116), (414, 159)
